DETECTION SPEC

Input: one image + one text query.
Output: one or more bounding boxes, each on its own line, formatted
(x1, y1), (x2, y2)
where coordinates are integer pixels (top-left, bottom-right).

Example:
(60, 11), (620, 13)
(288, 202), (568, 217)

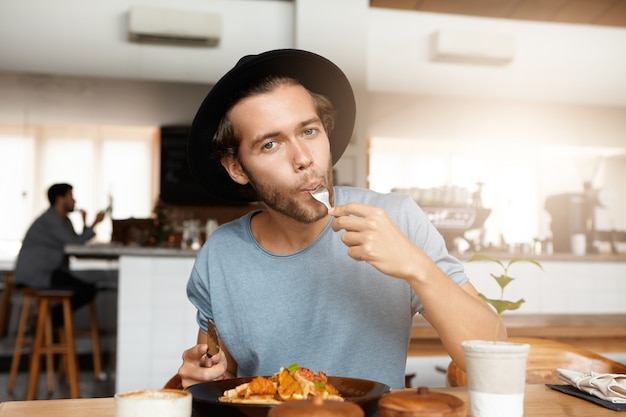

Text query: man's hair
(47, 183), (73, 206)
(212, 76), (337, 162)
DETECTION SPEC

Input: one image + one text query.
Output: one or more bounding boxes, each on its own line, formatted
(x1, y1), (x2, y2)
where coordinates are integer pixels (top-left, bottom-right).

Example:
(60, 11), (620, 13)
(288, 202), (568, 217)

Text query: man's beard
(241, 161), (333, 224)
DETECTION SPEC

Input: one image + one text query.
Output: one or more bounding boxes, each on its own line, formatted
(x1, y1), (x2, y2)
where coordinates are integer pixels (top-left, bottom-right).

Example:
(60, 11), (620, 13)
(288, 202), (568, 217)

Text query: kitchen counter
(66, 244), (626, 262)
(65, 243), (199, 258)
(455, 251), (626, 263)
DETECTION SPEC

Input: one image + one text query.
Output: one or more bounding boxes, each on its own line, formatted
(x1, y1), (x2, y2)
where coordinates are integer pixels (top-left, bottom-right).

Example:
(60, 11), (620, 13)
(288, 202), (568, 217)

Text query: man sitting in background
(14, 183), (106, 325)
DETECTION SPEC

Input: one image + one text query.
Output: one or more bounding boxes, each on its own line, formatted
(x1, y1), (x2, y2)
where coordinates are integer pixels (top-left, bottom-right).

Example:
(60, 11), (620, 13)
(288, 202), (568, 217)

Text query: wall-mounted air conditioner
(430, 30), (515, 66)
(128, 6), (222, 47)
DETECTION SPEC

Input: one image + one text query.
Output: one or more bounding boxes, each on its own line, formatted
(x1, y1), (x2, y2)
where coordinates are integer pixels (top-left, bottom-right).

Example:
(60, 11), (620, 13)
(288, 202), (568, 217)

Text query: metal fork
(309, 185), (331, 211)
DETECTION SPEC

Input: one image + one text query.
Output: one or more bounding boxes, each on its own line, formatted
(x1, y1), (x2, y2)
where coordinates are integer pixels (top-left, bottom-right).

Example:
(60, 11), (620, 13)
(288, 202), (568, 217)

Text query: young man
(179, 49), (505, 389)
(14, 183), (106, 324)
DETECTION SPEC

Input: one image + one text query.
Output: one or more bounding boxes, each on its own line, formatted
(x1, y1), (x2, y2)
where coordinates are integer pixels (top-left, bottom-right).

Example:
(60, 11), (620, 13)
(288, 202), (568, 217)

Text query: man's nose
(291, 140), (313, 170)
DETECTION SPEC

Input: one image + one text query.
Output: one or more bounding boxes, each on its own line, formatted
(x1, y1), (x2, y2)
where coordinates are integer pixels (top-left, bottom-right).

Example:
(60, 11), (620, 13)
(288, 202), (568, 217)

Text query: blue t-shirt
(187, 186), (467, 388)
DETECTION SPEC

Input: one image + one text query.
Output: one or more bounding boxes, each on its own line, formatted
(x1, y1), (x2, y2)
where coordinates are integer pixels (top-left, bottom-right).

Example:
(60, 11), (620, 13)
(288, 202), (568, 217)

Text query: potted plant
(460, 253), (543, 417)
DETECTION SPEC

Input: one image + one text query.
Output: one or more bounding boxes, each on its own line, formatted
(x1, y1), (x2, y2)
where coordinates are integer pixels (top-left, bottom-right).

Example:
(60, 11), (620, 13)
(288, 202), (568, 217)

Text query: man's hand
(329, 202), (421, 282)
(79, 209), (87, 224)
(91, 210), (106, 228)
(178, 344), (228, 389)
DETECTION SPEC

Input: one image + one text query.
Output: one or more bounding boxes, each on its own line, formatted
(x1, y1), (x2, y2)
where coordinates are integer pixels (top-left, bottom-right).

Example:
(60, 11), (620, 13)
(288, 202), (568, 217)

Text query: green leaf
(287, 363), (300, 374)
(479, 294), (526, 315)
(468, 253), (504, 269)
(492, 274), (515, 290)
(315, 382), (326, 390)
(507, 257), (544, 271)
(471, 253), (542, 342)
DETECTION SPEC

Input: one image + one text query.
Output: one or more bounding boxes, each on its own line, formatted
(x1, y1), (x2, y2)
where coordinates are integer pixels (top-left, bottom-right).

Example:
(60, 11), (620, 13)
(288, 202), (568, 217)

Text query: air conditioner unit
(430, 30), (515, 66)
(128, 6), (221, 47)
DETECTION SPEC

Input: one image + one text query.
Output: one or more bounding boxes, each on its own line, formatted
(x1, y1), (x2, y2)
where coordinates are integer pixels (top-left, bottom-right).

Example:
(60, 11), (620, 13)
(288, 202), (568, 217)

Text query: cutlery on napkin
(557, 368), (626, 404)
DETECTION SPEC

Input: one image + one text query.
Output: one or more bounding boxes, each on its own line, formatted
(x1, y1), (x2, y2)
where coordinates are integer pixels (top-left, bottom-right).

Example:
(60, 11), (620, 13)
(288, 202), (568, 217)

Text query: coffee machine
(544, 182), (600, 253)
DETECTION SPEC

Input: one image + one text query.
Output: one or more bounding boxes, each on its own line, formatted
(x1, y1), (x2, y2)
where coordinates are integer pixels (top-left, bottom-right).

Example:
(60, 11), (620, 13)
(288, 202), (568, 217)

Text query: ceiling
(0, 1), (624, 109)
(371, 0), (626, 28)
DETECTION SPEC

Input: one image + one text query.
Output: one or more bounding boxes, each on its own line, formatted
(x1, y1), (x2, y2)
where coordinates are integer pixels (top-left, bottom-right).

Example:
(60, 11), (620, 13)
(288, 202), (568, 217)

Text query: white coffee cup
(115, 388), (192, 417)
(571, 233), (586, 256)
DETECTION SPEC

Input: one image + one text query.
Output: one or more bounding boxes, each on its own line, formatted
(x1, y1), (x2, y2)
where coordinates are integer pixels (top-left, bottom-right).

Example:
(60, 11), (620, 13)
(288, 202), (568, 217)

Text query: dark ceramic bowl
(187, 376), (390, 417)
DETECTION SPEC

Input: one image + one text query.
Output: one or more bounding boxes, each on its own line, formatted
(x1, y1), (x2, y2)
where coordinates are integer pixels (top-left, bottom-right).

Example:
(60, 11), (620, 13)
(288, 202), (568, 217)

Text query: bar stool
(0, 271), (14, 337)
(79, 300), (103, 379)
(7, 288), (81, 399)
(55, 299), (104, 381)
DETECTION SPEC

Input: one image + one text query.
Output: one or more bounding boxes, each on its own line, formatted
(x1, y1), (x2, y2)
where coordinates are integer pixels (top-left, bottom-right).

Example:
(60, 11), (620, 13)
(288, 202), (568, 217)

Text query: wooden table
(0, 385), (620, 417)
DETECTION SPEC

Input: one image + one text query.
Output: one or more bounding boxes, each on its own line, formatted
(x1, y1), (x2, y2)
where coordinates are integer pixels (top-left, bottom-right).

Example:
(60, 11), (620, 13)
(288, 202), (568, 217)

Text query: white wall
(0, 72), (208, 126)
(0, 0), (624, 191)
(1, 1), (624, 106)
(367, 9), (626, 107)
(367, 94), (626, 148)
(0, 0), (294, 85)
(1, 1), (625, 132)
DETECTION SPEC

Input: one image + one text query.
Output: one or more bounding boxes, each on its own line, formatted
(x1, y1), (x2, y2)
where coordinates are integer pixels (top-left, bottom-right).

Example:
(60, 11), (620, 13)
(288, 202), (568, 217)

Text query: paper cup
(115, 388), (192, 417)
(462, 340), (530, 417)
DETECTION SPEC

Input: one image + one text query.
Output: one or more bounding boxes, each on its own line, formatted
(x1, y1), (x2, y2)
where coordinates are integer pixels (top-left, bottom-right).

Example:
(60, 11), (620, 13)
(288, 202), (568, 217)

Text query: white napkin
(557, 368), (626, 404)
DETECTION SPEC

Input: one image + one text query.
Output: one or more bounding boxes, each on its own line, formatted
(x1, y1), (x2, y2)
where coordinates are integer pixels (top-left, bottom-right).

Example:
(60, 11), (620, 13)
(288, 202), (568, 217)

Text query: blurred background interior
(0, 0), (625, 400)
(1, 0), (625, 256)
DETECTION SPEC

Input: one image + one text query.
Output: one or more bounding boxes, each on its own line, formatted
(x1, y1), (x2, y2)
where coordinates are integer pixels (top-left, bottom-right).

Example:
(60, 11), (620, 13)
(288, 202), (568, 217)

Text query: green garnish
(287, 363), (300, 374)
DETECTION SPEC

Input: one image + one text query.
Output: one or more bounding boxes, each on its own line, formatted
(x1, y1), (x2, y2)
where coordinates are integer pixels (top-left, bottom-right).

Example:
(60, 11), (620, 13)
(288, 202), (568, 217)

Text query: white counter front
(116, 254), (199, 392)
(464, 259), (626, 314)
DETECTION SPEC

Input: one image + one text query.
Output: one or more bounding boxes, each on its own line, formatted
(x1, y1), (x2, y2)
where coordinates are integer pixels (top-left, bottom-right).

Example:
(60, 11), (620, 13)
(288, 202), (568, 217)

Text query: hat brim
(187, 49), (356, 204)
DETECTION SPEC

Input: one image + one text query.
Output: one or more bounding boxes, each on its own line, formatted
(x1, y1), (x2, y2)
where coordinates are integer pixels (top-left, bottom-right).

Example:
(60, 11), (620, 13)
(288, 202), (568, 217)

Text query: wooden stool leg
(26, 298), (49, 400)
(0, 272), (14, 337)
(7, 294), (32, 393)
(57, 328), (66, 381)
(44, 315), (55, 394)
(62, 298), (80, 399)
(89, 301), (103, 379)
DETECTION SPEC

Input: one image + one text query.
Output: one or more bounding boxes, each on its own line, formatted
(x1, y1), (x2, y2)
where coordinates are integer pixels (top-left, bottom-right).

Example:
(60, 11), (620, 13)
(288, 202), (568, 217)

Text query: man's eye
(262, 141), (276, 150)
(303, 128), (316, 136)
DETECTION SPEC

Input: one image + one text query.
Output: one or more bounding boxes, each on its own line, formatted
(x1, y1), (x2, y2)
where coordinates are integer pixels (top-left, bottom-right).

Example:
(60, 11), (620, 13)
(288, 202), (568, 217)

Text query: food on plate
(219, 363), (343, 404)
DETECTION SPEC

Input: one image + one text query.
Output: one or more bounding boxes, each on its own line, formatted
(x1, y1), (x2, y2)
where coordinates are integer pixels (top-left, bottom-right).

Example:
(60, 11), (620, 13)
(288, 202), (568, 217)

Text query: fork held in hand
(310, 185), (331, 211)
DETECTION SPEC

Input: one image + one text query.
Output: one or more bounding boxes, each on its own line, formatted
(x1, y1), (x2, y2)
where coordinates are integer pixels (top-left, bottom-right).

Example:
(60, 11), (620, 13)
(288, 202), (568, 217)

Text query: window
(0, 126), (36, 257)
(369, 137), (626, 249)
(0, 123), (158, 255)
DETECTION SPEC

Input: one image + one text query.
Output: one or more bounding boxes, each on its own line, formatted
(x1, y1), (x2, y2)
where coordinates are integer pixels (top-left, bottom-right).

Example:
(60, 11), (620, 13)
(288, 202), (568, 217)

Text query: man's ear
(221, 156), (250, 185)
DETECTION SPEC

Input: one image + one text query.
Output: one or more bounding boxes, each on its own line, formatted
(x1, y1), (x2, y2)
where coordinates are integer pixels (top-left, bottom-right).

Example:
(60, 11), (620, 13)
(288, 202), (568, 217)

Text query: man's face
(62, 190), (76, 212)
(224, 83), (333, 223)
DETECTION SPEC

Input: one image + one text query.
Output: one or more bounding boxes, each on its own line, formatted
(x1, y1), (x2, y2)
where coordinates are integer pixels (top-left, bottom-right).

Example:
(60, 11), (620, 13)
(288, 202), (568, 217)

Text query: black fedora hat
(187, 49), (356, 204)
